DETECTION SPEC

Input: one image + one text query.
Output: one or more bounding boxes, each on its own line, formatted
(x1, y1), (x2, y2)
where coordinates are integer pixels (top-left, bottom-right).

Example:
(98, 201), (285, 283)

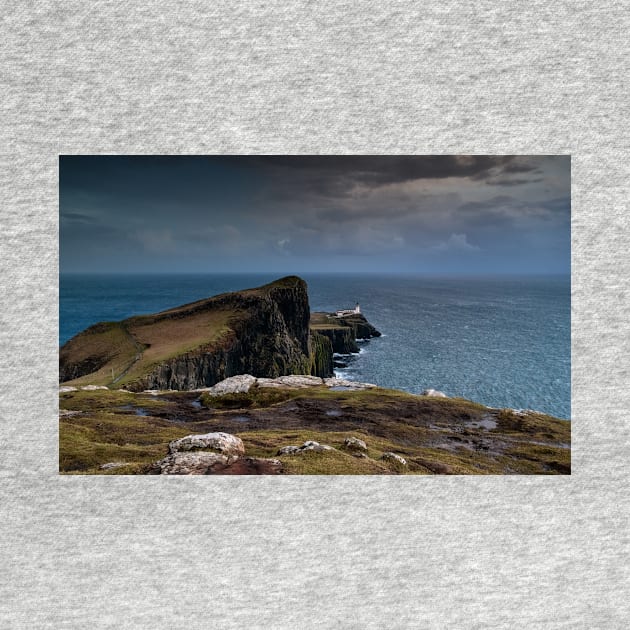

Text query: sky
(60, 155), (570, 275)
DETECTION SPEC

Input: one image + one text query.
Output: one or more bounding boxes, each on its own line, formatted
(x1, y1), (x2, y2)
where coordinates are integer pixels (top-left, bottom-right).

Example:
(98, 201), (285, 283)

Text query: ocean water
(60, 273), (571, 419)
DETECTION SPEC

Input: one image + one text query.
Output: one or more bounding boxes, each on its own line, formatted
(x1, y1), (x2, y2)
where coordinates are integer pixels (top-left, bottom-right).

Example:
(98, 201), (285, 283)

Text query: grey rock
(154, 452), (232, 475)
(421, 389), (448, 398)
(168, 432), (245, 456)
(302, 440), (334, 452)
(277, 440), (335, 456)
(257, 375), (323, 389)
(344, 437), (368, 451)
(324, 378), (377, 389)
(381, 452), (407, 466)
(199, 374), (258, 395)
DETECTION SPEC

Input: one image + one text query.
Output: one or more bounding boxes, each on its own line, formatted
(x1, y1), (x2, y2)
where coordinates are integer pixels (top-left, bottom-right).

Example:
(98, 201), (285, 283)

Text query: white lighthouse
(336, 302), (361, 317)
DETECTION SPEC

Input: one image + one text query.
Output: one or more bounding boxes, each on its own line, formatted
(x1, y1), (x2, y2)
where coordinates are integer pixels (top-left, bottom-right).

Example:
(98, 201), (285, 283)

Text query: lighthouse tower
(354, 302), (361, 314)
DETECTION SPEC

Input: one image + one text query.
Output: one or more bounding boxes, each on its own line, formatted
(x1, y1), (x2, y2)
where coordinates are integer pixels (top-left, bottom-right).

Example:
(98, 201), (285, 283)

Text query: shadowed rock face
(60, 276), (335, 390)
(315, 327), (359, 354)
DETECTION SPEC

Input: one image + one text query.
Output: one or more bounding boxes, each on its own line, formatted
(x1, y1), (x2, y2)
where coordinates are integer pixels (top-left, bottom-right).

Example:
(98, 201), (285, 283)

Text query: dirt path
(111, 326), (145, 385)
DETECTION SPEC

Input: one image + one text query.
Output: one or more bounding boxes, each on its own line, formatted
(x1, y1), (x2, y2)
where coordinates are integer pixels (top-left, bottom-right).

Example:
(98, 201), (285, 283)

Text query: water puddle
(190, 400), (202, 409)
(119, 405), (150, 417)
(325, 409), (343, 417)
(329, 386), (352, 391)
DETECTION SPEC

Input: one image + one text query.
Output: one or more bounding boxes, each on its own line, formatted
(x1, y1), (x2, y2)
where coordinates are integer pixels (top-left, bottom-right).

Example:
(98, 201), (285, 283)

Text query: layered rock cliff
(60, 276), (334, 390)
(310, 311), (381, 354)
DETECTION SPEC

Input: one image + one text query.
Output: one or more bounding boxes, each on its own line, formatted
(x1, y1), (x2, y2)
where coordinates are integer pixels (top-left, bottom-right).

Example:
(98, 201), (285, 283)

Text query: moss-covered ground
(59, 386), (570, 475)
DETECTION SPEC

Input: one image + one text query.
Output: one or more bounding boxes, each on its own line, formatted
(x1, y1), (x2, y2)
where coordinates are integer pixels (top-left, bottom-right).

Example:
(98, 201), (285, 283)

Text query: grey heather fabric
(1, 2), (628, 628)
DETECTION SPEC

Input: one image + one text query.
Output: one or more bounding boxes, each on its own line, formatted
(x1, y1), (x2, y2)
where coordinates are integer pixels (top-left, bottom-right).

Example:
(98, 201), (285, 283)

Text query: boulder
(344, 437), (368, 452)
(168, 432), (245, 456)
(59, 386), (77, 393)
(153, 452), (232, 474)
(324, 378), (377, 390)
(80, 385), (109, 391)
(152, 453), (282, 475)
(198, 374), (258, 395)
(276, 440), (335, 455)
(381, 452), (407, 466)
(301, 440), (334, 452)
(421, 389), (448, 398)
(257, 375), (324, 389)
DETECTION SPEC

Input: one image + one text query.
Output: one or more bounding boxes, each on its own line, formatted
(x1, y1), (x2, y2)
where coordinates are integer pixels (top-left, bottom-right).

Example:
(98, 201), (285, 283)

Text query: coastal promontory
(59, 276), (379, 391)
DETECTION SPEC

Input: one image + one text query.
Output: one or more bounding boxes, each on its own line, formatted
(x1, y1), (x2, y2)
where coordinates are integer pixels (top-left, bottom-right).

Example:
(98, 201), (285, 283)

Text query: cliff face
(309, 332), (334, 377)
(312, 327), (359, 354)
(60, 276), (333, 390)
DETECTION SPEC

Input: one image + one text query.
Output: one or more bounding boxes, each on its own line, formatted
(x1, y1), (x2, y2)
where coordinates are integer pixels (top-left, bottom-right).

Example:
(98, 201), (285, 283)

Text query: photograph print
(59, 155), (570, 475)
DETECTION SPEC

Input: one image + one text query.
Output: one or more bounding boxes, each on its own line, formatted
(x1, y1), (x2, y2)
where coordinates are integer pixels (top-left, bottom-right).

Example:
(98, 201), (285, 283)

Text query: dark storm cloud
(60, 155), (570, 274)
(242, 155), (535, 198)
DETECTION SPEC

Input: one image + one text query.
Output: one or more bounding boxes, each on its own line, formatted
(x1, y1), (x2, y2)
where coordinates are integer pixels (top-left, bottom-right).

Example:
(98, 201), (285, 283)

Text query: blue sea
(60, 273), (571, 419)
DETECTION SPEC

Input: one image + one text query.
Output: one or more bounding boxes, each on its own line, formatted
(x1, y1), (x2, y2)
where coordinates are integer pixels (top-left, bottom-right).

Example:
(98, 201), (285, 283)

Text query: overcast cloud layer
(60, 155), (570, 274)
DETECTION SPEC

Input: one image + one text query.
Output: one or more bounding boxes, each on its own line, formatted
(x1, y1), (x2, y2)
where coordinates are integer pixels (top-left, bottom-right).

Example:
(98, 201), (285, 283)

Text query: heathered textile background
(1, 2), (629, 628)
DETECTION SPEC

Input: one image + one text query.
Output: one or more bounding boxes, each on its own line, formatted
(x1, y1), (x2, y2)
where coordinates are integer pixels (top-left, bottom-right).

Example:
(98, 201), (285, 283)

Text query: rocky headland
(60, 276), (360, 390)
(310, 310), (381, 354)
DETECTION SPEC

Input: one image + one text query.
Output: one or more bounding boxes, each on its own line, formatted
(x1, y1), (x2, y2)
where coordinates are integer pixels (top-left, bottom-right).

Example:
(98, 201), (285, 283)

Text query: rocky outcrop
(381, 452), (407, 466)
(152, 453), (283, 475)
(343, 437), (368, 452)
(167, 432), (245, 456)
(257, 375), (323, 389)
(338, 313), (382, 340)
(153, 452), (234, 474)
(196, 374), (258, 395)
(151, 430), (282, 474)
(309, 311), (381, 355)
(61, 276), (335, 390)
(197, 374), (377, 396)
(323, 377), (376, 390)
